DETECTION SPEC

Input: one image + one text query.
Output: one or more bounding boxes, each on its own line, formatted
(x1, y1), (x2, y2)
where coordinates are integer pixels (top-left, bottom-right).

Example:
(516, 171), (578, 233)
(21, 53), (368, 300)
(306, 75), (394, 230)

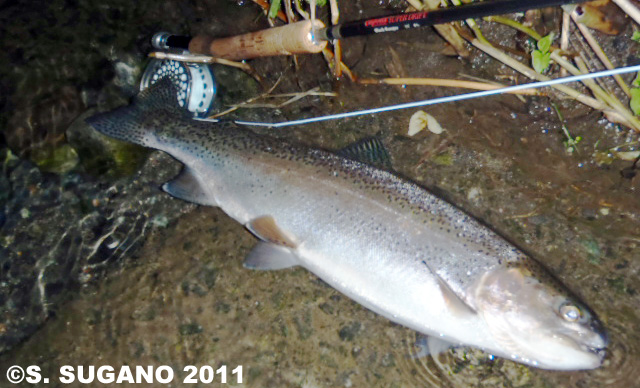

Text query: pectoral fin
(411, 335), (457, 359)
(436, 275), (476, 318)
(421, 260), (476, 318)
(427, 336), (457, 356)
(246, 216), (297, 248)
(244, 242), (299, 270)
(162, 168), (216, 206)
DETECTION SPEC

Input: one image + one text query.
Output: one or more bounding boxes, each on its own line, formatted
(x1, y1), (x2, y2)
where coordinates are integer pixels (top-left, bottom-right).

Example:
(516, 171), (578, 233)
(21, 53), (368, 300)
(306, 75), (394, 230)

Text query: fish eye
(560, 303), (581, 322)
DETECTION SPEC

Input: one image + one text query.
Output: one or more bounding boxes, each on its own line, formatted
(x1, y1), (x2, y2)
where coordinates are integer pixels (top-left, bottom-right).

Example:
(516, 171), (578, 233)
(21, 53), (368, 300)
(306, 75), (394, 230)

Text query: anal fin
(162, 168), (216, 206)
(247, 215), (297, 248)
(244, 242), (299, 270)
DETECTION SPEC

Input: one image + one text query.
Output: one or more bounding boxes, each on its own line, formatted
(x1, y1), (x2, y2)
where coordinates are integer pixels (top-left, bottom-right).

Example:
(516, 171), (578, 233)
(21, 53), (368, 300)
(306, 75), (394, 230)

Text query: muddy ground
(1, 0), (639, 387)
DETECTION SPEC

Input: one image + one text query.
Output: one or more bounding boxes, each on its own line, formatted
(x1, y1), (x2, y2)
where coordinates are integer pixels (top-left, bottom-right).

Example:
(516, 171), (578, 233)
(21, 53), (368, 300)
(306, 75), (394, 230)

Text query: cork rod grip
(189, 20), (327, 60)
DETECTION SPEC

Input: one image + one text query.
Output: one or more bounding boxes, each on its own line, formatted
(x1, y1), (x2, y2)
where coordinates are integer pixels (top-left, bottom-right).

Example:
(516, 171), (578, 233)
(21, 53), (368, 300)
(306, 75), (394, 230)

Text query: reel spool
(140, 58), (216, 118)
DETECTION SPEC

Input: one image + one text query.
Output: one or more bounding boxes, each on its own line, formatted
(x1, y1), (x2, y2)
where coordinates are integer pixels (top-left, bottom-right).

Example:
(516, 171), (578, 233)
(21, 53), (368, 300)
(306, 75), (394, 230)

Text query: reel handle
(188, 20), (327, 60)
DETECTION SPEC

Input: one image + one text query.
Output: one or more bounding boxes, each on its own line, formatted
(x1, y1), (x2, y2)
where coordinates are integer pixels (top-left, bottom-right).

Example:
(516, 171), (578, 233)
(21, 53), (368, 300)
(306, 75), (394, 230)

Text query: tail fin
(86, 78), (189, 146)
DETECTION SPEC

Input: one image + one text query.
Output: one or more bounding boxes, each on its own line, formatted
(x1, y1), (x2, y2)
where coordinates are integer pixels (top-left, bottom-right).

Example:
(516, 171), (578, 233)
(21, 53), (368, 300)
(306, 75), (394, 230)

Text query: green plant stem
(481, 13), (639, 132)
(551, 102), (580, 154)
(485, 15), (542, 40)
(470, 39), (609, 111)
(570, 13), (631, 97)
(552, 52), (640, 131)
(446, 0), (490, 45)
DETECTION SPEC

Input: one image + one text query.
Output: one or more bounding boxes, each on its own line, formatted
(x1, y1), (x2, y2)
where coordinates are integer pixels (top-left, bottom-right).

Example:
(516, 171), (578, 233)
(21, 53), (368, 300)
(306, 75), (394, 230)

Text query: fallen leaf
(613, 151), (640, 161)
(409, 111), (445, 136)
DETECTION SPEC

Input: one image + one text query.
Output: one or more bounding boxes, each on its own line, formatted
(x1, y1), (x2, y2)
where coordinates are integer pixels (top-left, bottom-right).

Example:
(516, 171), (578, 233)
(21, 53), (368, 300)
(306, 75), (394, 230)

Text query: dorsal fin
(134, 77), (191, 118)
(337, 137), (393, 170)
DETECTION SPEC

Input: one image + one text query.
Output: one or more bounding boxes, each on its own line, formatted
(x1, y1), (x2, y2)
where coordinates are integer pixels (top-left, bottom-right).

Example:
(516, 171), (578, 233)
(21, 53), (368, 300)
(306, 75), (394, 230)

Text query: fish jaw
(479, 310), (606, 370)
(522, 334), (606, 370)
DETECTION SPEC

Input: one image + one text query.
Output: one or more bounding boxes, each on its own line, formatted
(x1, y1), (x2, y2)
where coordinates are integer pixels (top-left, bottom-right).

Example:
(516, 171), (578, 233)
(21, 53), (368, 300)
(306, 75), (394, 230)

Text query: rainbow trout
(87, 79), (607, 370)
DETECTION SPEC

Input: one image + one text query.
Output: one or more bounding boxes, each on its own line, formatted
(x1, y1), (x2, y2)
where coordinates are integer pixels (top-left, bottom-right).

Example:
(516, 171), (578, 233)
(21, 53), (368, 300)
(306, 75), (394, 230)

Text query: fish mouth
(565, 330), (607, 361)
(560, 321), (608, 362)
(566, 342), (606, 369)
(583, 326), (609, 361)
(585, 345), (607, 361)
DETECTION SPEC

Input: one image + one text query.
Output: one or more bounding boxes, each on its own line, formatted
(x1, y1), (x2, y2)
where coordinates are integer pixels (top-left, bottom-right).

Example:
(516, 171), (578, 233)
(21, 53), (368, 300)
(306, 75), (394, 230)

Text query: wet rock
(84, 308), (103, 325)
(179, 322), (203, 336)
(580, 239), (603, 264)
(66, 112), (149, 177)
(319, 302), (334, 315)
(210, 65), (260, 114)
(581, 208), (598, 221)
(30, 144), (79, 174)
(215, 302), (231, 314)
(181, 264), (218, 297)
(294, 310), (313, 340)
(380, 352), (395, 367)
(338, 322), (362, 341)
(5, 85), (85, 164)
(131, 303), (158, 322)
(129, 341), (145, 358)
(111, 53), (145, 97)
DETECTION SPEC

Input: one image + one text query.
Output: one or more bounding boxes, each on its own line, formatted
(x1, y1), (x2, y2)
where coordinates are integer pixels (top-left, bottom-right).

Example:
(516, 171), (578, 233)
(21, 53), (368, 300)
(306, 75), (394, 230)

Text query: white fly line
(195, 64), (640, 128)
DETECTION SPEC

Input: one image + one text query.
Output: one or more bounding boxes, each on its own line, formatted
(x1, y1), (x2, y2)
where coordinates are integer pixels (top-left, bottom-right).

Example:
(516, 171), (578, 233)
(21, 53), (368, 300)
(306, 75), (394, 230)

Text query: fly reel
(140, 57), (216, 118)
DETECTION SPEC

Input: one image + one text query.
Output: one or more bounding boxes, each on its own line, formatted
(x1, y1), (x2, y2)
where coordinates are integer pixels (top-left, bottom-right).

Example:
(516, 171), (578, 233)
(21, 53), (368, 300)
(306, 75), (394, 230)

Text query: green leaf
(268, 0), (282, 18)
(632, 31), (640, 42)
(633, 72), (640, 87)
(630, 88), (640, 116)
(537, 33), (554, 54)
(306, 0), (327, 6)
(532, 50), (551, 73)
(433, 152), (453, 166)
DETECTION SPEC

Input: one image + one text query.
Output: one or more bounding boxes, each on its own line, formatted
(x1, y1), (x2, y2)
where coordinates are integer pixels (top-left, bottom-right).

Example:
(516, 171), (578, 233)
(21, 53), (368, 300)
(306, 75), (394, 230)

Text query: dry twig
(570, 12), (631, 97)
(149, 52), (265, 86)
(359, 77), (542, 95)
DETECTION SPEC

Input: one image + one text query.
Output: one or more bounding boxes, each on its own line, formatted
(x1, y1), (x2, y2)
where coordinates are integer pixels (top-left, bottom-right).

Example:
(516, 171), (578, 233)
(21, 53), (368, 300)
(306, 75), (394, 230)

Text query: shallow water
(2, 0), (640, 387)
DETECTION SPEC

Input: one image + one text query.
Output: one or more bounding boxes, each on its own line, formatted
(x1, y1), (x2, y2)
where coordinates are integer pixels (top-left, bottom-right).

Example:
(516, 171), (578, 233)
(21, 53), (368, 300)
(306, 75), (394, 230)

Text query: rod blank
(319, 0), (589, 40)
(155, 0), (591, 60)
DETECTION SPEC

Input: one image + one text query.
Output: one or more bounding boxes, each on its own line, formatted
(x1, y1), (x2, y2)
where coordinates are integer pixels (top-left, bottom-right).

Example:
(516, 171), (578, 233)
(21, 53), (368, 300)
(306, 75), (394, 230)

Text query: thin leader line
(195, 64), (640, 128)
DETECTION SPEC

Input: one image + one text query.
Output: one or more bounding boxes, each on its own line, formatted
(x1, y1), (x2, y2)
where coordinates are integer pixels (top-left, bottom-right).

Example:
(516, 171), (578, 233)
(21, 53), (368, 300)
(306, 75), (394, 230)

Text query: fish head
(472, 265), (607, 370)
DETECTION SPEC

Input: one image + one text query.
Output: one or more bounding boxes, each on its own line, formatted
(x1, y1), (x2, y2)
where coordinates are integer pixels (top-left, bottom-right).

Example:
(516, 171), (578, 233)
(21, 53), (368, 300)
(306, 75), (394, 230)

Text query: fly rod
(153, 0), (590, 60)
